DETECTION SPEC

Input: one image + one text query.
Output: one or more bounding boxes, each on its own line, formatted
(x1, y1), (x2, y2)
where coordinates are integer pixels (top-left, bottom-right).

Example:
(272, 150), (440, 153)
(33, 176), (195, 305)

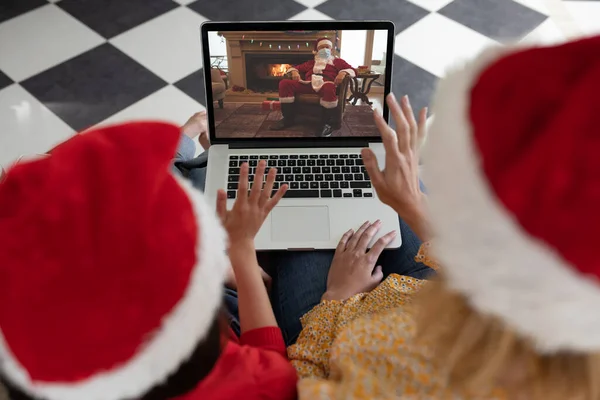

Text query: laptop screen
(203, 25), (393, 141)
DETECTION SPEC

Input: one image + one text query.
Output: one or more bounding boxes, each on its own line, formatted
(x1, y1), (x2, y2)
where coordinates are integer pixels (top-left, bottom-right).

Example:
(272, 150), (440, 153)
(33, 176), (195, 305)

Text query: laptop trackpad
(271, 206), (330, 242)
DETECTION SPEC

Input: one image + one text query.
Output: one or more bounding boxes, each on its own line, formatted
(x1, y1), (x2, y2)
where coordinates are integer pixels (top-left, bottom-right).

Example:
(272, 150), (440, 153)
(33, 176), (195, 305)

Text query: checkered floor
(0, 0), (598, 167)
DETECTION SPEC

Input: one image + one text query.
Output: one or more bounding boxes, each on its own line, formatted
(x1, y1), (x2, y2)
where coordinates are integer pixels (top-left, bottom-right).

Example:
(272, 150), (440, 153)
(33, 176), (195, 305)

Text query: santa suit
(279, 56), (356, 108)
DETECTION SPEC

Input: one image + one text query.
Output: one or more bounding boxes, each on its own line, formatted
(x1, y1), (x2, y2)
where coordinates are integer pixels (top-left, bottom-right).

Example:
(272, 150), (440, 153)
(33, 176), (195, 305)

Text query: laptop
(201, 21), (401, 250)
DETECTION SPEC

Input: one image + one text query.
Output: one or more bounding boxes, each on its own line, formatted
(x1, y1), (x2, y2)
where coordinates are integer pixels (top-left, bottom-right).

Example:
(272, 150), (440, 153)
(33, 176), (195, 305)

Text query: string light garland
(237, 31), (341, 53)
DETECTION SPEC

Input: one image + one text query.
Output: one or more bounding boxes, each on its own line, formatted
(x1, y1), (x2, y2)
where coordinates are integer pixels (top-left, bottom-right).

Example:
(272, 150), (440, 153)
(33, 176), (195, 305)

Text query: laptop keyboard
(226, 153), (373, 199)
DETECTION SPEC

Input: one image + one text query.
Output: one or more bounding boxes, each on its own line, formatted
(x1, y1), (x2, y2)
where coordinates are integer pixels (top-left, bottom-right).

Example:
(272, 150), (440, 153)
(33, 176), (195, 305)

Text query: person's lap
(187, 160), (433, 345)
(268, 215), (434, 345)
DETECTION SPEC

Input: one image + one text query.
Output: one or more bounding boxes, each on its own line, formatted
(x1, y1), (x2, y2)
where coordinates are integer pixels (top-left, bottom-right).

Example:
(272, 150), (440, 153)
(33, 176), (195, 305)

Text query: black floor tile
(0, 69), (13, 91)
(0, 0), (47, 24)
(174, 68), (206, 106)
(21, 43), (167, 131)
(317, 0), (429, 34)
(187, 0), (306, 21)
(439, 0), (547, 39)
(391, 55), (437, 126)
(58, 0), (179, 38)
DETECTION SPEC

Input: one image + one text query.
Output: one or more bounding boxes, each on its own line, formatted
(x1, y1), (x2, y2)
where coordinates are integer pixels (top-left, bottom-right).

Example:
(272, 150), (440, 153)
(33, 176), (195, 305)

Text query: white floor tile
(0, 5), (104, 82)
(520, 18), (566, 45)
(110, 7), (208, 84)
(394, 13), (496, 77)
(99, 85), (204, 128)
(0, 84), (74, 168)
(406, 0), (455, 12)
(563, 1), (600, 37)
(289, 7), (333, 20)
(98, 86), (205, 154)
(293, 0), (328, 8)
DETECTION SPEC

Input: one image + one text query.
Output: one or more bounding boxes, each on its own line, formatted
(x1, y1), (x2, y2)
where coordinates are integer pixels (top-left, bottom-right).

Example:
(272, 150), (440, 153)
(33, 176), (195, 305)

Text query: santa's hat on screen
(314, 37), (333, 53)
(0, 122), (229, 400)
(423, 35), (600, 354)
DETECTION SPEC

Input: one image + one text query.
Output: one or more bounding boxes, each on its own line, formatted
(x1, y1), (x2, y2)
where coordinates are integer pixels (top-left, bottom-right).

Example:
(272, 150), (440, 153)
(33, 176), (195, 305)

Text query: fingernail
(403, 95), (410, 106)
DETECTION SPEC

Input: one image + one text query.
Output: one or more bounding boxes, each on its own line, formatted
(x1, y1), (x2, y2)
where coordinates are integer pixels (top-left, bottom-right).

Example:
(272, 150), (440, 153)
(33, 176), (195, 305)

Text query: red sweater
(176, 327), (297, 400)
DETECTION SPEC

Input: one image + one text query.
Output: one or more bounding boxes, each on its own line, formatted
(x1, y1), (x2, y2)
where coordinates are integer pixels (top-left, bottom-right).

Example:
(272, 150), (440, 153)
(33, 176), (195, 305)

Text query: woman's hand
(322, 220), (397, 302)
(216, 160), (287, 248)
(362, 94), (431, 241)
(182, 111), (210, 150)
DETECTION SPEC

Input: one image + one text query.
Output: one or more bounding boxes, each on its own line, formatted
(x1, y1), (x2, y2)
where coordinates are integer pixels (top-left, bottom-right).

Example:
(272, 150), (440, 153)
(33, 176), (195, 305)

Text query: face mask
(318, 48), (331, 59)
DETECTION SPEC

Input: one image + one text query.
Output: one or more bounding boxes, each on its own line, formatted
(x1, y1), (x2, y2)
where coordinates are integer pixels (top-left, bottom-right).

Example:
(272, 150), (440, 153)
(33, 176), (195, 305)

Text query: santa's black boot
(319, 107), (336, 137)
(270, 103), (295, 130)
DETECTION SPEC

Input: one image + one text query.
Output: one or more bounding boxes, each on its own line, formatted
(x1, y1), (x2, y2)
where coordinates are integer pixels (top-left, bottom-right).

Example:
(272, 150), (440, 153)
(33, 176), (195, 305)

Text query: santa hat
(0, 122), (229, 400)
(314, 37), (333, 53)
(424, 35), (600, 354)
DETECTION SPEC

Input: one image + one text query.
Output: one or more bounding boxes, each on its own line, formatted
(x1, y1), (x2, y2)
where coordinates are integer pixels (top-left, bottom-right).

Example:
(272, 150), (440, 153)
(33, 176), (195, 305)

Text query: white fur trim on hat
(424, 44), (600, 354)
(0, 175), (230, 400)
(317, 39), (332, 49)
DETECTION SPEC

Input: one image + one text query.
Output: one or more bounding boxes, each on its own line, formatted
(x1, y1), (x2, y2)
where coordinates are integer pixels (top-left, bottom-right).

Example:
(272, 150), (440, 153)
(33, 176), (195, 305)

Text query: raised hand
(217, 161), (287, 333)
(216, 160), (288, 246)
(361, 94), (431, 241)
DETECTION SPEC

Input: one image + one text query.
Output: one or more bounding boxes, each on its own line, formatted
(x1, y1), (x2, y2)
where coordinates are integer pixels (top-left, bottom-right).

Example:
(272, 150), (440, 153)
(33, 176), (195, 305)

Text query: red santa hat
(314, 37), (333, 53)
(424, 35), (600, 353)
(0, 122), (229, 400)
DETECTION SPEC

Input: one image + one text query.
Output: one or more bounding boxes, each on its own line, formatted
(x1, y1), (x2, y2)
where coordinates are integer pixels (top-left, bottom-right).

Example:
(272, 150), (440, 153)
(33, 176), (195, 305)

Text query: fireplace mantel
(219, 31), (336, 42)
(220, 30), (338, 90)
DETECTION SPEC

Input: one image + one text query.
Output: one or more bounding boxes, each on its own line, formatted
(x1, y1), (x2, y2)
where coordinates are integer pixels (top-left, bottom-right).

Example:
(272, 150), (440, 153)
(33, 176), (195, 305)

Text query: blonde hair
(417, 278), (600, 399)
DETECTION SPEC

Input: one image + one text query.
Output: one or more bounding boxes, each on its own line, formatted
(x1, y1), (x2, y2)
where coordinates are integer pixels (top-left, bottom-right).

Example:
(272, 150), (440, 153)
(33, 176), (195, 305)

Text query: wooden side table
(347, 73), (381, 105)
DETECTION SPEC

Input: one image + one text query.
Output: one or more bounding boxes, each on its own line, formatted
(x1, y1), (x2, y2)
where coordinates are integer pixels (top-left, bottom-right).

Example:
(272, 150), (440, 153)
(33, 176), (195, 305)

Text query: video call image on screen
(207, 30), (389, 139)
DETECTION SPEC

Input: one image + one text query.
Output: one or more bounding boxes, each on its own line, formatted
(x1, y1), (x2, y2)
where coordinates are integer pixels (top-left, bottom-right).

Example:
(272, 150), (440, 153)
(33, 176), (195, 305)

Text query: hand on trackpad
(271, 206), (330, 242)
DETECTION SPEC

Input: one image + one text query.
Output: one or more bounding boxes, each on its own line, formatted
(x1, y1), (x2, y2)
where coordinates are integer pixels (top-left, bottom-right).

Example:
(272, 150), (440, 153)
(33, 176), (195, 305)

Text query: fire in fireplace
(246, 53), (311, 92)
(269, 64), (293, 77)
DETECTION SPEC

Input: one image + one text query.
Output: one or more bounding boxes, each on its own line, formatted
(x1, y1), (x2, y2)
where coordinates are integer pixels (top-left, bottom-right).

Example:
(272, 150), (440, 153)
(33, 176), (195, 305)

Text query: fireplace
(245, 53), (311, 92)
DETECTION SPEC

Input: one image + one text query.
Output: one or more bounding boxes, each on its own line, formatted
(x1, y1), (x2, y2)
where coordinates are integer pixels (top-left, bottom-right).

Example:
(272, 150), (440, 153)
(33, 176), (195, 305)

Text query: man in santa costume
(271, 37), (356, 137)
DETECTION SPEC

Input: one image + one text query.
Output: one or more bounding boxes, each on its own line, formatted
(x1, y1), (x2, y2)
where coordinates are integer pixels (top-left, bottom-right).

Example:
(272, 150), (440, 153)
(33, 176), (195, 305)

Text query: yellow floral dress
(287, 243), (506, 400)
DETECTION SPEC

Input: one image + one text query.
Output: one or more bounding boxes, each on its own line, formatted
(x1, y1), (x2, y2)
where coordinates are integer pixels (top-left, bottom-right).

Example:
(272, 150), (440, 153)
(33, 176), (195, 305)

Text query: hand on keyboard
(217, 160), (288, 244)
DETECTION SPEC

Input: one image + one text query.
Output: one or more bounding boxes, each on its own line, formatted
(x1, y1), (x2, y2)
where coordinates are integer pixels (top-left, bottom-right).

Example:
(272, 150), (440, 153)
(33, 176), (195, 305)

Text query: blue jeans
(268, 215), (434, 346)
